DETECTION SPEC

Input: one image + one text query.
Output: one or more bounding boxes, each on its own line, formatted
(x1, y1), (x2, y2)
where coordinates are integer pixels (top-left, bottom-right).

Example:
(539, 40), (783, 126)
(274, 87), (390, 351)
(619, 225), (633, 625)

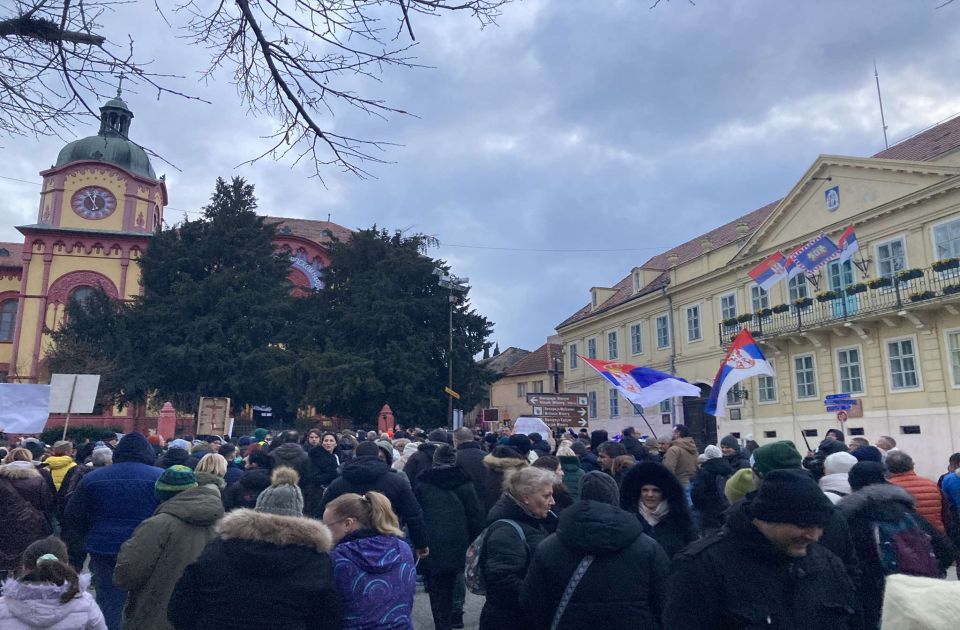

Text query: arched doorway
(682, 383), (717, 452)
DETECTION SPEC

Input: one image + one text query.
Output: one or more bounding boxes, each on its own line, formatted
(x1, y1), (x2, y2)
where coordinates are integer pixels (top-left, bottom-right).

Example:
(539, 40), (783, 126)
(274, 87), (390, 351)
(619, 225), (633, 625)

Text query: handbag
(549, 554), (594, 630)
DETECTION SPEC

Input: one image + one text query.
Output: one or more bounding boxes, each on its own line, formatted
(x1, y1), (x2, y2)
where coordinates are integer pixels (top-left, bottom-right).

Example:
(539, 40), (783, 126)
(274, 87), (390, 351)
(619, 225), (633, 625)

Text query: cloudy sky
(2, 0), (960, 352)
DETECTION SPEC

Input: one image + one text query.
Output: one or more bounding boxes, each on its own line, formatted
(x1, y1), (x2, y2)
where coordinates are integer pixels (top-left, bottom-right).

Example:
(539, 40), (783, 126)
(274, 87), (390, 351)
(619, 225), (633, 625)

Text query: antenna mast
(874, 60), (889, 150)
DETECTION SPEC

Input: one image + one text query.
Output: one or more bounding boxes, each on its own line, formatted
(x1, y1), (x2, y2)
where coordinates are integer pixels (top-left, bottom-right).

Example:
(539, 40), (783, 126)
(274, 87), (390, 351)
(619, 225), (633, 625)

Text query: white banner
(0, 384), (52, 434)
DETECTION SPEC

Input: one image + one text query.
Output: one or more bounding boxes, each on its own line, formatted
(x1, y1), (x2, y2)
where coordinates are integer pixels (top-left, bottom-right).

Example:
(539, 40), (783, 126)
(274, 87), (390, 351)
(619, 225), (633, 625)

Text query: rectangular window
(609, 388), (619, 417)
(588, 391), (598, 419)
(569, 344), (578, 369)
(750, 285), (769, 312)
(949, 331), (960, 387)
(517, 382), (527, 398)
(587, 337), (597, 359)
(656, 314), (670, 349)
(726, 383), (744, 407)
(934, 218), (960, 260)
(794, 354), (818, 399)
(888, 338), (920, 390)
(758, 375), (776, 402)
(531, 380), (544, 393)
(660, 399), (673, 424)
(0, 299), (16, 342)
(788, 274), (809, 303)
(836, 347), (864, 394)
(632, 402), (642, 416)
(720, 293), (737, 320)
(607, 331), (618, 360)
(630, 323), (643, 355)
(686, 305), (702, 342)
(876, 238), (907, 280)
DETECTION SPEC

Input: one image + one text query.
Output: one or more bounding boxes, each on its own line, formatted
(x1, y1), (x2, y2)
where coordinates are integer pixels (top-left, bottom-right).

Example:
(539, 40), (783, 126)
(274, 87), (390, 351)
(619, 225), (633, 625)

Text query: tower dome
(55, 94), (156, 179)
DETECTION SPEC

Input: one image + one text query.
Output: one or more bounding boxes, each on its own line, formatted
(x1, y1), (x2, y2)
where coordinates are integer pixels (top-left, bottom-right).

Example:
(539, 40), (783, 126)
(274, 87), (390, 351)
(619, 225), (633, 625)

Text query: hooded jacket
(690, 457), (734, 531)
(0, 574), (106, 630)
(723, 450), (751, 471)
(317, 456), (427, 549)
(168, 509), (342, 630)
(402, 441), (440, 491)
(222, 467), (272, 512)
(620, 463), (697, 559)
(414, 465), (484, 572)
(661, 437), (698, 487)
(455, 441), (487, 505)
(0, 462), (56, 571)
(155, 449), (199, 471)
(520, 500), (669, 630)
(481, 452), (527, 516)
(330, 530), (416, 630)
(43, 455), (77, 491)
(559, 456), (585, 501)
(269, 443), (310, 482)
(115, 486), (224, 630)
(819, 473), (852, 504)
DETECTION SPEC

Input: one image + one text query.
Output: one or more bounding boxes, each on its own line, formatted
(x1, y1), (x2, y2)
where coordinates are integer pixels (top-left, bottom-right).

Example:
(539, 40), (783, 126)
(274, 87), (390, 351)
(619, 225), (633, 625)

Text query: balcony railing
(718, 262), (960, 345)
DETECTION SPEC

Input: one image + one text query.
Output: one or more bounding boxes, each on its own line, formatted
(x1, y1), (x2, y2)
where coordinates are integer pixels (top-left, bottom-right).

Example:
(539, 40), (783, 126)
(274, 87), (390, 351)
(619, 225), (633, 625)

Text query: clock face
(71, 186), (117, 220)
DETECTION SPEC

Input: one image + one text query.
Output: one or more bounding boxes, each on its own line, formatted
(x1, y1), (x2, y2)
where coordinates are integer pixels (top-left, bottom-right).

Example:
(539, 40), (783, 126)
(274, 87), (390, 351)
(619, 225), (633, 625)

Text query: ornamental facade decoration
(47, 270), (119, 305)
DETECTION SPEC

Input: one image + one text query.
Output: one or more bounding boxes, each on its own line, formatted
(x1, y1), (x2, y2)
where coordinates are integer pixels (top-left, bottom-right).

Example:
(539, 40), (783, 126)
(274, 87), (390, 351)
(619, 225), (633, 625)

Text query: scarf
(639, 500), (670, 527)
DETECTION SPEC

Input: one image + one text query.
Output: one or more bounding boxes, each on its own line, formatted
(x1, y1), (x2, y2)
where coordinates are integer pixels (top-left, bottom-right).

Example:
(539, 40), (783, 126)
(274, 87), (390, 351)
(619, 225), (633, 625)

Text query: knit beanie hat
(375, 440), (395, 466)
(851, 446), (883, 463)
(253, 428), (269, 442)
(168, 439), (191, 452)
(579, 471), (620, 506)
(432, 443), (457, 468)
(848, 462), (888, 491)
(720, 435), (740, 450)
(507, 433), (532, 456)
(704, 445), (723, 460)
(155, 465), (198, 502)
(751, 441), (802, 476)
(255, 467), (304, 517)
(824, 452), (858, 476)
(748, 469), (834, 526)
(724, 467), (756, 505)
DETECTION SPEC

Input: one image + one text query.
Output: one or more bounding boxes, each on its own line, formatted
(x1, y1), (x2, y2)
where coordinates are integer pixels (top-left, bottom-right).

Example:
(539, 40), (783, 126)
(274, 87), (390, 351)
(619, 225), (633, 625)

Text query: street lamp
(434, 267), (469, 426)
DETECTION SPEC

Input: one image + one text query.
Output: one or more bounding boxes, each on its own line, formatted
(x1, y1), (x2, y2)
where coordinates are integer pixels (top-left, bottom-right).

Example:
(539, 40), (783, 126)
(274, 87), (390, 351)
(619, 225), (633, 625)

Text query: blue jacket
(64, 433), (163, 555)
(330, 530), (416, 630)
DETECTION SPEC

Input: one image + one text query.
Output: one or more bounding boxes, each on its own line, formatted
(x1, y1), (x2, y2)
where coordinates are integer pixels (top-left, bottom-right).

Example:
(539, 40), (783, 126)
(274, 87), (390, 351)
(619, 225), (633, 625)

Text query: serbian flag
(837, 226), (859, 264)
(784, 246), (804, 280)
(705, 329), (776, 419)
(794, 234), (839, 273)
(581, 357), (700, 409)
(748, 252), (787, 292)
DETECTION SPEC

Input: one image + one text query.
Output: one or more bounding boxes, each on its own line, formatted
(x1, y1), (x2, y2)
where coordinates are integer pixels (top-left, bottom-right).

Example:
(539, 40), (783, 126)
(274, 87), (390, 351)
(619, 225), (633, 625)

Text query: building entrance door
(681, 383), (716, 452)
(828, 260), (859, 318)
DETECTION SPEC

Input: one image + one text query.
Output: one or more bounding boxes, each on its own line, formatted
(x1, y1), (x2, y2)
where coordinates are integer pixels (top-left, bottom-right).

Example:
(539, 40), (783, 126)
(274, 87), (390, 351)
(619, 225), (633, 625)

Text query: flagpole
(635, 407), (659, 440)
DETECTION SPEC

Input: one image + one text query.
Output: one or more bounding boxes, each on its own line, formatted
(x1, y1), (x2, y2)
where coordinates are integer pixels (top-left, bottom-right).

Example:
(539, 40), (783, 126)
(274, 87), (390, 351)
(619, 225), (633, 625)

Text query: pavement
(413, 581), (484, 630)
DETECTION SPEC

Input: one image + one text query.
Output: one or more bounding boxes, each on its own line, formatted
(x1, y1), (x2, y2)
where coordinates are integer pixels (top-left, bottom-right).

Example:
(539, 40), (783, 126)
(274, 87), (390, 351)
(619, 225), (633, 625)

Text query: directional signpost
(526, 393), (589, 430)
(824, 393), (860, 421)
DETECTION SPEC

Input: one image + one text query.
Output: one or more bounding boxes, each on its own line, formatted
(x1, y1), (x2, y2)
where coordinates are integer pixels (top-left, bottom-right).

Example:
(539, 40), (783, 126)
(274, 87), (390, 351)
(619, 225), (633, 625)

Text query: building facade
(557, 116), (960, 478)
(489, 341), (564, 424)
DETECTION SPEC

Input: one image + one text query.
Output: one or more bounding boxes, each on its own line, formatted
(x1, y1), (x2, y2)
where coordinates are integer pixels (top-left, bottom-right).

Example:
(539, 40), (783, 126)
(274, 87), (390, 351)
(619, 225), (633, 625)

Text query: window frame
(932, 216), (960, 261)
(606, 329), (619, 360)
(531, 380), (544, 394)
(834, 344), (866, 396)
(685, 303), (702, 343)
(725, 383), (745, 408)
(568, 343), (579, 369)
(750, 284), (769, 312)
(517, 382), (528, 398)
(659, 398), (673, 424)
(757, 374), (777, 404)
(629, 322), (644, 356)
(608, 388), (619, 418)
(0, 298), (17, 342)
(874, 235), (908, 281)
(788, 274), (810, 305)
(655, 313), (670, 349)
(587, 391), (598, 419)
(719, 292), (737, 321)
(884, 335), (923, 393)
(586, 336), (598, 360)
(945, 327), (960, 389)
(793, 353), (819, 400)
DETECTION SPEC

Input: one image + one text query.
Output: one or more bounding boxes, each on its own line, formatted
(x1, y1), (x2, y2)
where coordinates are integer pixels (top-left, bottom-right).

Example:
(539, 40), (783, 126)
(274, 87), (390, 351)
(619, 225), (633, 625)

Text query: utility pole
(874, 60), (889, 150)
(434, 268), (469, 426)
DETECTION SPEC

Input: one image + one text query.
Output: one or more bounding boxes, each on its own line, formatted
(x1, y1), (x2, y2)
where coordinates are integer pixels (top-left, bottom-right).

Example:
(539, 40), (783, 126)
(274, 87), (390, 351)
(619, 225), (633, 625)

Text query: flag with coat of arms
(794, 234), (840, 273)
(705, 329), (776, 418)
(747, 252), (787, 292)
(837, 226), (859, 264)
(581, 357), (701, 409)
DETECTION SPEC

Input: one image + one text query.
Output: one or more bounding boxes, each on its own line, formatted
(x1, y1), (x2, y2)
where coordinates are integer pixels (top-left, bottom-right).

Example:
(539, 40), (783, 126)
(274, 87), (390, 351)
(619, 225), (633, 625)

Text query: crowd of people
(1, 423), (960, 629)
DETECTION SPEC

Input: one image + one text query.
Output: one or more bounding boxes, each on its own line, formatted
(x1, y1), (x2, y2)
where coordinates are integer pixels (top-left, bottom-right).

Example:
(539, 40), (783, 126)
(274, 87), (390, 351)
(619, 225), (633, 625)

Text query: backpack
(874, 513), (939, 577)
(464, 519), (527, 595)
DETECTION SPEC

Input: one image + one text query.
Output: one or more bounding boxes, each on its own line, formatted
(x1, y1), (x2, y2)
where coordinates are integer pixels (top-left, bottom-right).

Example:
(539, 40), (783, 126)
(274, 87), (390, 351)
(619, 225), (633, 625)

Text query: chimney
(701, 237), (713, 253)
(736, 221), (750, 238)
(667, 253), (680, 267)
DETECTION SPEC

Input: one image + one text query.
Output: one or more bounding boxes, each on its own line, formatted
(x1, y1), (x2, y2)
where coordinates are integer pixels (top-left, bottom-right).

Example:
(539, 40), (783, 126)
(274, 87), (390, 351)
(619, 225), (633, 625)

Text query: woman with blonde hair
(193, 453), (228, 495)
(324, 492), (416, 630)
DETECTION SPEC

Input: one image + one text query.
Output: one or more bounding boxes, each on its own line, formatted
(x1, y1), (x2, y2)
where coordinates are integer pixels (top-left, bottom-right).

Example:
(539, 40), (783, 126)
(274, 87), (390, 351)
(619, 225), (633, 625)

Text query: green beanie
(724, 467), (757, 504)
(253, 428), (268, 442)
(155, 465), (198, 502)
(751, 440), (802, 476)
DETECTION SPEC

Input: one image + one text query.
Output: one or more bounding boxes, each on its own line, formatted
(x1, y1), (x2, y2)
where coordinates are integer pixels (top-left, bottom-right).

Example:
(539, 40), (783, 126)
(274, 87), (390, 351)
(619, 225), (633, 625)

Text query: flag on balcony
(705, 329), (775, 418)
(837, 226), (859, 264)
(581, 357), (701, 409)
(784, 246), (804, 280)
(748, 251), (787, 291)
(794, 234), (840, 273)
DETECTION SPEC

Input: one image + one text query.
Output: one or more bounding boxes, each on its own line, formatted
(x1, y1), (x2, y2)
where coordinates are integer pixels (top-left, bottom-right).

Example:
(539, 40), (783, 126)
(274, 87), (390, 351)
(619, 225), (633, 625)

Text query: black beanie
(848, 461), (888, 491)
(748, 469), (834, 526)
(507, 433), (531, 456)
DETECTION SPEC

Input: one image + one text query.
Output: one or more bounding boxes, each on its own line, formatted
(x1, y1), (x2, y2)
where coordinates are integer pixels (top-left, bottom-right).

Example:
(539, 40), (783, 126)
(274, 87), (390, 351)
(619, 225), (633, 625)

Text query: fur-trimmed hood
(836, 483), (915, 522)
(215, 508), (332, 554)
(483, 452), (528, 473)
(0, 461), (40, 480)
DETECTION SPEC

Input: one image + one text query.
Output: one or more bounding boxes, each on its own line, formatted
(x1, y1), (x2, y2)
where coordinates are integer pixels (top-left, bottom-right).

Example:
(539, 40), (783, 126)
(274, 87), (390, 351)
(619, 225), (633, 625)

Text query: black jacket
(402, 442), (440, 492)
(579, 452), (600, 473)
(520, 500), (669, 630)
(222, 468), (272, 512)
(691, 457), (734, 531)
(620, 462), (696, 559)
(169, 509), (342, 629)
(414, 465), (484, 572)
(318, 456), (427, 549)
(303, 447), (340, 519)
(479, 493), (550, 630)
(723, 450), (751, 471)
(223, 461), (244, 485)
(481, 452), (527, 516)
(269, 443), (310, 482)
(530, 440), (551, 457)
(156, 449), (199, 470)
(664, 503), (860, 630)
(455, 441), (487, 505)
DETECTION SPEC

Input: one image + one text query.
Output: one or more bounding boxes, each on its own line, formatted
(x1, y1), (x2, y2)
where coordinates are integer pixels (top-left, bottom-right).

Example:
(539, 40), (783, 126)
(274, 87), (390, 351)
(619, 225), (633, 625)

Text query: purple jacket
(330, 530), (416, 630)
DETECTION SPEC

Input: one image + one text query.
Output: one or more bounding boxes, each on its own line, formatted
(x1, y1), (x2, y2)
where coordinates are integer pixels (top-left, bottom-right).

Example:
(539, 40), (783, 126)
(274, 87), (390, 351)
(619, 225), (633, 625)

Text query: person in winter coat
(168, 467), (342, 629)
(192, 454), (228, 496)
(533, 456), (573, 518)
(664, 470), (860, 630)
(155, 441), (199, 470)
(324, 492), (416, 630)
(556, 446), (584, 501)
(303, 444), (340, 518)
(114, 466), (223, 630)
(481, 445), (529, 516)
(690, 445), (733, 535)
(222, 451), (272, 511)
(528, 433), (551, 457)
(479, 466), (556, 630)
(520, 472), (669, 630)
(0, 448), (57, 580)
(59, 446), (113, 571)
(570, 440), (599, 472)
(317, 441), (428, 552)
(216, 444), (244, 485)
(403, 429), (447, 491)
(413, 445), (484, 630)
(886, 450), (946, 533)
(453, 427), (487, 505)
(719, 435), (750, 470)
(64, 432), (162, 630)
(802, 437), (849, 481)
(620, 462), (696, 559)
(44, 441), (77, 491)
(819, 451), (856, 504)
(268, 441), (310, 483)
(661, 425), (698, 488)
(0, 536), (106, 630)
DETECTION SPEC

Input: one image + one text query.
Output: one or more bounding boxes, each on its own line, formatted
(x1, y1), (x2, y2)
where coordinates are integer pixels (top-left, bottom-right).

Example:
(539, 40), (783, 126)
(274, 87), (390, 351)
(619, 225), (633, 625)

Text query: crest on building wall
(825, 186), (840, 212)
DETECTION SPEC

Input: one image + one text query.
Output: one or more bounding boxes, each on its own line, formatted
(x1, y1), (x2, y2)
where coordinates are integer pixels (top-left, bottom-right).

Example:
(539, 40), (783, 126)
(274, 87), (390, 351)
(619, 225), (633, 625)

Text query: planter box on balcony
(932, 258), (960, 272)
(897, 268), (924, 282)
(943, 284), (960, 296)
(868, 277), (892, 289)
(816, 291), (839, 303)
(772, 303), (790, 314)
(756, 308), (773, 318)
(910, 291), (936, 302)
(793, 297), (813, 308)
(845, 283), (867, 295)
(736, 313), (754, 323)
(722, 317), (739, 328)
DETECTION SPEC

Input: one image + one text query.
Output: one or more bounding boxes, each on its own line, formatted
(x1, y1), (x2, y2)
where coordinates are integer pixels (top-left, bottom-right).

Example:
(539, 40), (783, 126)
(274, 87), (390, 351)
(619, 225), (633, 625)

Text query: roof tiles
(505, 343), (563, 377)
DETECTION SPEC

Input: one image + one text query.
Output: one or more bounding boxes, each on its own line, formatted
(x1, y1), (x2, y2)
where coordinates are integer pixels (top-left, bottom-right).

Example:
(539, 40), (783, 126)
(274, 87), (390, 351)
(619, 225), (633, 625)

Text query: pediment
(737, 155), (960, 260)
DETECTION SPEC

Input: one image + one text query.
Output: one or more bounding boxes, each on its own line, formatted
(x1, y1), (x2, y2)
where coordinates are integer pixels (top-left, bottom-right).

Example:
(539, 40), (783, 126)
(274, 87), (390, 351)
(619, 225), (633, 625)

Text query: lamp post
(434, 268), (469, 426)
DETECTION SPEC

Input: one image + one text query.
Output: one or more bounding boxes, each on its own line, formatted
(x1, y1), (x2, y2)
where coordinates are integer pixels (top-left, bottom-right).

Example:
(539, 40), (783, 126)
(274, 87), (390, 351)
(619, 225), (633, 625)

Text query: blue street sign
(826, 404), (853, 411)
(825, 393), (854, 401)
(823, 399), (855, 406)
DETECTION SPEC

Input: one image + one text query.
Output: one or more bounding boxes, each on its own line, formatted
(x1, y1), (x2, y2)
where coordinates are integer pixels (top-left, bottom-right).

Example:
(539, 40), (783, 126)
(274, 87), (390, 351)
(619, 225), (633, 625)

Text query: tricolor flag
(581, 357), (701, 409)
(837, 226), (859, 264)
(748, 252), (787, 292)
(794, 234), (840, 273)
(784, 246), (804, 280)
(705, 329), (776, 419)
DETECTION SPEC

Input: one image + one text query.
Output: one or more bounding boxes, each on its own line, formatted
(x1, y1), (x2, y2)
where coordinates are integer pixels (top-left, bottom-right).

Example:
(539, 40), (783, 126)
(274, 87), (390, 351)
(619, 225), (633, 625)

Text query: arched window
(0, 299), (17, 341)
(69, 286), (96, 308)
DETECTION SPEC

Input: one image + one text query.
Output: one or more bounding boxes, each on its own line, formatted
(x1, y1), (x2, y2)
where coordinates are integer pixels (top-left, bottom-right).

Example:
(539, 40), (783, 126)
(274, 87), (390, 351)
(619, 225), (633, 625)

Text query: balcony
(718, 261), (960, 346)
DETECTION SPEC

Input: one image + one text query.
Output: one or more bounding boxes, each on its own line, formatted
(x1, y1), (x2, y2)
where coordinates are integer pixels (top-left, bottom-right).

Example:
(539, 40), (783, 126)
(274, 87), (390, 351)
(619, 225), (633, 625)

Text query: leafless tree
(0, 0), (513, 177)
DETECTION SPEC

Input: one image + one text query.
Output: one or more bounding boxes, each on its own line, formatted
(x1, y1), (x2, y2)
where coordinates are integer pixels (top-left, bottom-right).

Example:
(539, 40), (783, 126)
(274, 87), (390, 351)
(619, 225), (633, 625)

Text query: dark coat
(520, 500), (669, 630)
(318, 456), (427, 549)
(455, 441), (487, 505)
(155, 449), (199, 470)
(664, 503), (860, 630)
(222, 468), (272, 512)
(620, 462), (696, 559)
(304, 447), (340, 519)
(169, 509), (342, 630)
(479, 494), (549, 630)
(530, 439), (551, 457)
(402, 442), (439, 492)
(578, 452), (600, 473)
(559, 457), (584, 501)
(481, 452), (527, 516)
(0, 462), (56, 571)
(269, 443), (310, 482)
(223, 461), (244, 485)
(690, 457), (734, 531)
(414, 466), (484, 572)
(723, 450), (751, 471)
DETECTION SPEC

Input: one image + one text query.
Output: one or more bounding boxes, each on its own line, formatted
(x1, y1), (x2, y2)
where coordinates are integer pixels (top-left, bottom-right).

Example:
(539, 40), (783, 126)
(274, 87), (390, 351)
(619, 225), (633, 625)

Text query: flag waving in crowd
(747, 252), (787, 292)
(581, 357), (701, 408)
(705, 329), (775, 418)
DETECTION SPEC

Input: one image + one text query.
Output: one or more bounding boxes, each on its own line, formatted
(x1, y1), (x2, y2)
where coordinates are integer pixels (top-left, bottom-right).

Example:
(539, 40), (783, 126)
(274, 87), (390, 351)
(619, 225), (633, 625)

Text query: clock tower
(7, 93), (167, 382)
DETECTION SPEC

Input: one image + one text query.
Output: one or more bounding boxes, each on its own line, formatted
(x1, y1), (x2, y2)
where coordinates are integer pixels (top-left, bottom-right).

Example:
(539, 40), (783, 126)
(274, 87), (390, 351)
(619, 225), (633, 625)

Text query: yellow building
(557, 116), (960, 478)
(489, 341), (564, 424)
